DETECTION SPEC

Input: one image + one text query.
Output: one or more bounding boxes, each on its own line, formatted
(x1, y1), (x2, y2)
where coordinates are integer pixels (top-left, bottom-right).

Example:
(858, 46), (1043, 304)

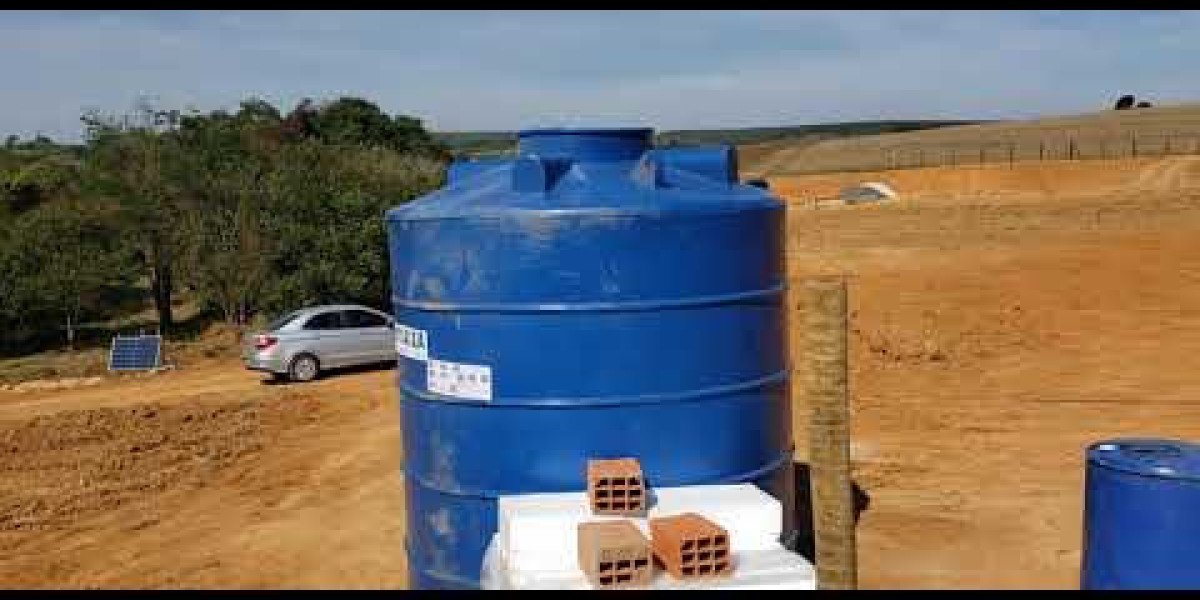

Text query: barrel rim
(384, 200), (784, 222)
(1087, 438), (1200, 482)
(517, 127), (654, 138)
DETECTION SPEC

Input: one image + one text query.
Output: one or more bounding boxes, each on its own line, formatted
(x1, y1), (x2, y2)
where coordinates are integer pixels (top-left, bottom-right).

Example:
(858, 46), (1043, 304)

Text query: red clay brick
(587, 458), (646, 516)
(577, 520), (653, 589)
(649, 513), (732, 580)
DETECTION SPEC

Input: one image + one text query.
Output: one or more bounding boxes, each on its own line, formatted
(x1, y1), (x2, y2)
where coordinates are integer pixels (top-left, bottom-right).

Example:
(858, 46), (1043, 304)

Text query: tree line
(0, 96), (448, 354)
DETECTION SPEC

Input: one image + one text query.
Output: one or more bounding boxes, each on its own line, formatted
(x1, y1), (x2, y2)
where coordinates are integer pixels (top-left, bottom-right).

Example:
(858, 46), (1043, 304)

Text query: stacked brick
(577, 458), (735, 588)
(587, 458), (646, 516)
(577, 520), (653, 588)
(649, 513), (731, 580)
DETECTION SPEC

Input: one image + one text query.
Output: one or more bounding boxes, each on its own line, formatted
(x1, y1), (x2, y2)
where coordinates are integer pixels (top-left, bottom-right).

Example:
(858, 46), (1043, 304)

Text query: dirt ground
(2, 155), (1200, 589)
(0, 364), (407, 589)
(781, 156), (1200, 588)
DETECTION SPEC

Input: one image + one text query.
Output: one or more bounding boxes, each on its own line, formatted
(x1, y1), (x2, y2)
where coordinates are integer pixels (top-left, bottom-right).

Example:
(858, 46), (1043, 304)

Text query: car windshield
(266, 310), (303, 332)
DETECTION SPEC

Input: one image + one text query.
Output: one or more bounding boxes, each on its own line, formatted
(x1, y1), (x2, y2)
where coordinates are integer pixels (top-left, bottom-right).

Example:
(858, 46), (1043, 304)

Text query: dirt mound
(0, 391), (323, 534)
(2, 376), (105, 394)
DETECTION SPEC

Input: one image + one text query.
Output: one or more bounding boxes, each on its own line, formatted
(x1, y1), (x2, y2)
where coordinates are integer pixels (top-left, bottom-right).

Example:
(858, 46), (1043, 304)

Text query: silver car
(243, 304), (396, 382)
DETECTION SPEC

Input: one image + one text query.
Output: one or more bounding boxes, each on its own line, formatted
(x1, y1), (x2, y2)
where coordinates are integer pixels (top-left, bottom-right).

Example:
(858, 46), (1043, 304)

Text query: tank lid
(517, 127), (653, 162)
(1088, 438), (1200, 482)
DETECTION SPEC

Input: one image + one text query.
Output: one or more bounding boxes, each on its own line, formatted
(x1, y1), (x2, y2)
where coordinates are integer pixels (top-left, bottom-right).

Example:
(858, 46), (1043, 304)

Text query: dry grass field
(744, 103), (1200, 177)
(2, 111), (1200, 588)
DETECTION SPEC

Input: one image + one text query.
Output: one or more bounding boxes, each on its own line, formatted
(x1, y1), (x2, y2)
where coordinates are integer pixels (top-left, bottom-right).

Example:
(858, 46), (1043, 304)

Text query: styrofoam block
(497, 491), (649, 574)
(482, 535), (816, 591)
(648, 484), (782, 552)
(496, 483), (783, 575)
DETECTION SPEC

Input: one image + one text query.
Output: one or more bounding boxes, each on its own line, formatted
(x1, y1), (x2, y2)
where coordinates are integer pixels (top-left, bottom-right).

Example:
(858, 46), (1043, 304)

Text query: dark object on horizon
(1136, 101), (1153, 109)
(745, 178), (769, 190)
(1114, 95), (1136, 110)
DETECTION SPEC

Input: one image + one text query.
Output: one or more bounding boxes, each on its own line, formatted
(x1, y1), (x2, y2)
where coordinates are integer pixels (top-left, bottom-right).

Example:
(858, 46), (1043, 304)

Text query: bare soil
(0, 366), (405, 589)
(779, 156), (1200, 588)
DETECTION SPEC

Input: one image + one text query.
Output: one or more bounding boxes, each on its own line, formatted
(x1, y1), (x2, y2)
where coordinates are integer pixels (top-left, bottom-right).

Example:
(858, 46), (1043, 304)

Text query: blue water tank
(1081, 438), (1200, 589)
(386, 127), (795, 589)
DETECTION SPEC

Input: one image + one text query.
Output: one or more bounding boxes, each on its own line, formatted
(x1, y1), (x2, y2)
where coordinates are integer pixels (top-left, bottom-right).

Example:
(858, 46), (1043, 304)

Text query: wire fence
(879, 133), (1200, 171)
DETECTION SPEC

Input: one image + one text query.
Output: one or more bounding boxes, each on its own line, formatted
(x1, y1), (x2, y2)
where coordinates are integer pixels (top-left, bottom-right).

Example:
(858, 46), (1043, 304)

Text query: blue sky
(3, 10), (1199, 141)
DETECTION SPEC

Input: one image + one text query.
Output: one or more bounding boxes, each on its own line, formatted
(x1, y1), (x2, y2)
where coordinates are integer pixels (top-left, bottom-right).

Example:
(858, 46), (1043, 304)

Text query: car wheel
(288, 354), (320, 382)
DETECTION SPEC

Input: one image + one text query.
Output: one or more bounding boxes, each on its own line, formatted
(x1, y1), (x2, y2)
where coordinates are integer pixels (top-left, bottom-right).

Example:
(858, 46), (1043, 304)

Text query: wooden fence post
(1008, 142), (1015, 165)
(805, 278), (857, 591)
(1039, 141), (1045, 161)
(1069, 138), (1077, 160)
(1131, 135), (1137, 158)
(979, 146), (985, 164)
(1165, 137), (1171, 155)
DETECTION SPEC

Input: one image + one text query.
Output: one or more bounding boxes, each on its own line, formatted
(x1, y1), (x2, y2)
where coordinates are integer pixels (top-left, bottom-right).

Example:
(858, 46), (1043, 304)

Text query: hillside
(742, 103), (1200, 177)
(434, 120), (980, 157)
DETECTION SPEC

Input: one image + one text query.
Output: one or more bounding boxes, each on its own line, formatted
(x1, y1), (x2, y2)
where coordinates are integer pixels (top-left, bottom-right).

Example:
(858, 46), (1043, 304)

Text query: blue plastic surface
(386, 128), (794, 589)
(446, 156), (511, 187)
(648, 144), (738, 184)
(1081, 438), (1200, 589)
(108, 335), (162, 371)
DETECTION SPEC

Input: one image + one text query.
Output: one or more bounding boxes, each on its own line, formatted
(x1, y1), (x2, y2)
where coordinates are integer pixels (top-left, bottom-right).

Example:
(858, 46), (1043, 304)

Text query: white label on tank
(395, 324), (429, 361)
(427, 359), (492, 402)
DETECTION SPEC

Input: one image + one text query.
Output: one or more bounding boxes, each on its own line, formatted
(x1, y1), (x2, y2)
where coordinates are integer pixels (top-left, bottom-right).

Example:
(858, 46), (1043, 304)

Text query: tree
(81, 104), (185, 333)
(254, 140), (443, 314)
(2, 151), (81, 214)
(1114, 95), (1136, 110)
(281, 98), (319, 142)
(172, 101), (276, 325)
(278, 96), (446, 158)
(5, 201), (130, 349)
(1, 94), (448, 353)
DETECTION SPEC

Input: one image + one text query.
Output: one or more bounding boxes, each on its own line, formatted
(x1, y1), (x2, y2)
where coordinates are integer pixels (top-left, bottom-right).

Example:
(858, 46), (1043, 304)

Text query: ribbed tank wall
(387, 128), (795, 589)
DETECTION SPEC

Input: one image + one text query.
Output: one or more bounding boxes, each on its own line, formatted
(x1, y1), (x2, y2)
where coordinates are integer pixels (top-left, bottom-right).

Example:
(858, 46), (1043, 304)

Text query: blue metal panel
(108, 335), (162, 371)
(386, 128), (794, 589)
(1081, 439), (1200, 589)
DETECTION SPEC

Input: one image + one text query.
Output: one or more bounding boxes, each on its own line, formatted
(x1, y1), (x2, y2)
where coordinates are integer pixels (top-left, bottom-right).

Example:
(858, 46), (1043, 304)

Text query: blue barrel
(1081, 438), (1200, 589)
(386, 127), (795, 589)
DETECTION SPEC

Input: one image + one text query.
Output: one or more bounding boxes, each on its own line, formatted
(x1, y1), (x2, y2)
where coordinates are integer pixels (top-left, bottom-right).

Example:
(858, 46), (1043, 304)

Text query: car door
(341, 309), (394, 364)
(301, 310), (352, 368)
